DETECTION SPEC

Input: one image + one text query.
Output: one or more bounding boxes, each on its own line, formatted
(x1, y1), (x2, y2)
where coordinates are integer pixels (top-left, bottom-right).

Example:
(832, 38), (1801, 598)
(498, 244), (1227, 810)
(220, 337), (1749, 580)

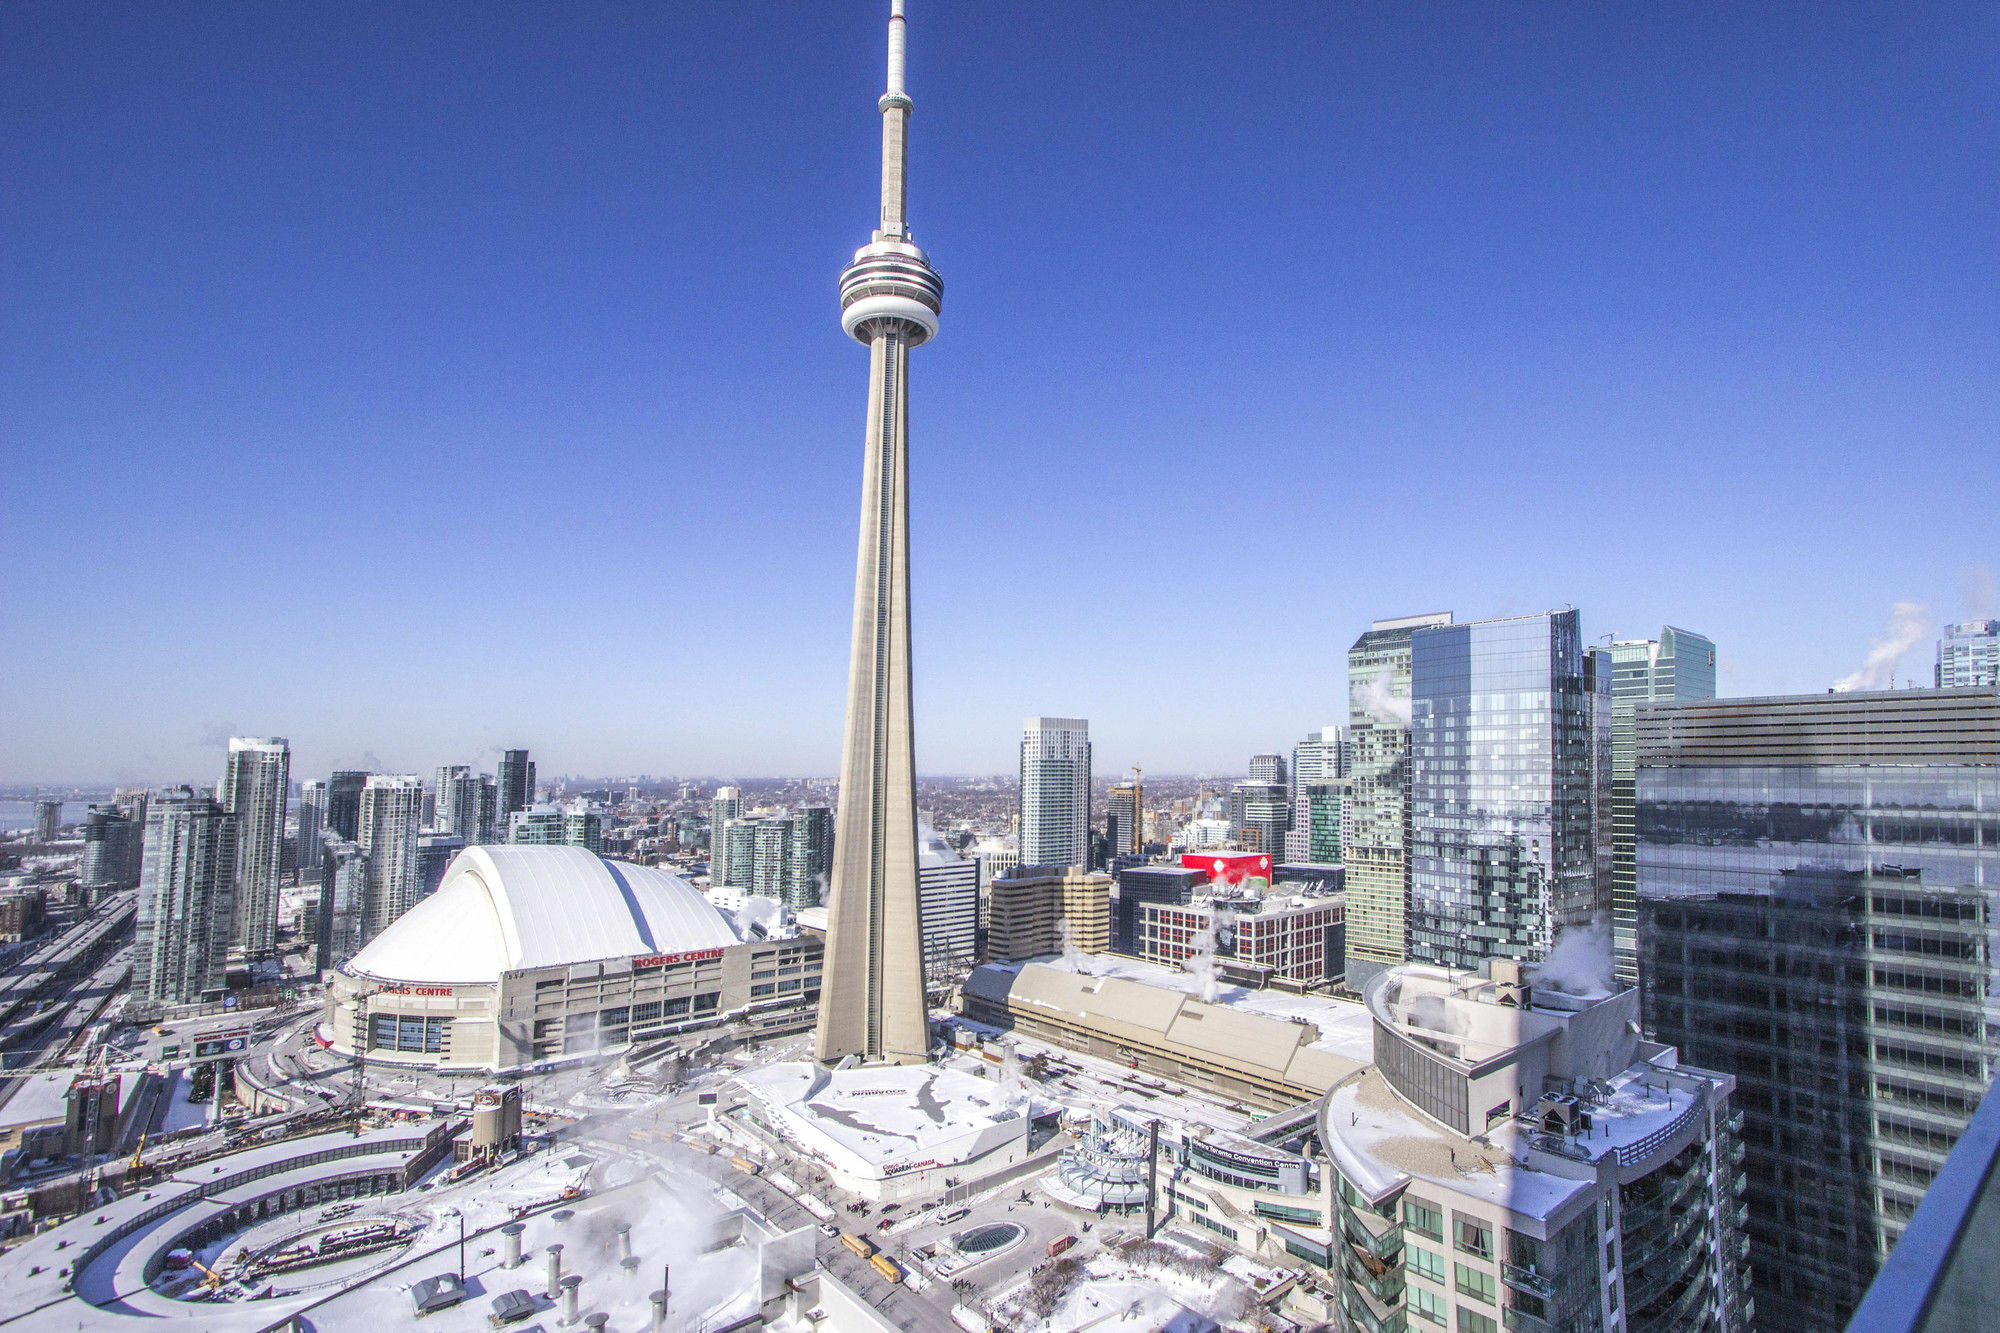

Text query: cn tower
(814, 0), (941, 1066)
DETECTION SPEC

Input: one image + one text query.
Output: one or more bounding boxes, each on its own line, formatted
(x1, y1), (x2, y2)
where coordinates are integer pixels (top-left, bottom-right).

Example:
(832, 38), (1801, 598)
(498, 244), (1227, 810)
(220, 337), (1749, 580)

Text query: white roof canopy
(347, 845), (742, 986)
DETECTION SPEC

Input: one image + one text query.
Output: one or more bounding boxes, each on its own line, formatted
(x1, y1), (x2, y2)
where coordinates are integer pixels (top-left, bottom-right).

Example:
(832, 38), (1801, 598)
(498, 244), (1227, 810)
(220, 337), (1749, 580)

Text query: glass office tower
(1302, 780), (1348, 864)
(1937, 619), (1999, 688)
(1607, 626), (1716, 987)
(1407, 610), (1609, 972)
(1345, 613), (1452, 991)
(1636, 688), (2000, 1332)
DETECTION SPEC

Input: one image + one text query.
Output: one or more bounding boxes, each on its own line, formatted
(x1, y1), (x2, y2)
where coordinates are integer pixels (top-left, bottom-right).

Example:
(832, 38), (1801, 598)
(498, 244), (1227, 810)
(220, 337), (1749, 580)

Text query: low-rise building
(961, 954), (1373, 1111)
(1159, 1110), (1337, 1271)
(726, 1061), (1028, 1202)
(1136, 891), (1344, 987)
(1113, 864), (1206, 955)
(0, 887), (47, 943)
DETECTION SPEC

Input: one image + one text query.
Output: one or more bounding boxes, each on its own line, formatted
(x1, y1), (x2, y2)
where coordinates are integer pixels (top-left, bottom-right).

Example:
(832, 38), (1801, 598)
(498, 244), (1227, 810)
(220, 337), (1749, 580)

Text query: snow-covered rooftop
(0, 1070), (79, 1132)
(1324, 1067), (1593, 1220)
(734, 1061), (1027, 1175)
(1035, 952), (1375, 1061)
(1325, 964), (1725, 1231)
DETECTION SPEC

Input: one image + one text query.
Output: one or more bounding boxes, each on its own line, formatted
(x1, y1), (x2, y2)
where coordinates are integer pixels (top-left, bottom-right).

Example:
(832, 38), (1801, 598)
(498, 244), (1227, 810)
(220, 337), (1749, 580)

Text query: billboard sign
(1180, 851), (1271, 890)
(192, 1031), (251, 1060)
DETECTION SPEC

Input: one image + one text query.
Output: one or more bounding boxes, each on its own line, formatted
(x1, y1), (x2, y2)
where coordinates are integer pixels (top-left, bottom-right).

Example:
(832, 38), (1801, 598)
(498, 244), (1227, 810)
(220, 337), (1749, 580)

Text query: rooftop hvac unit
(1538, 1094), (1583, 1136)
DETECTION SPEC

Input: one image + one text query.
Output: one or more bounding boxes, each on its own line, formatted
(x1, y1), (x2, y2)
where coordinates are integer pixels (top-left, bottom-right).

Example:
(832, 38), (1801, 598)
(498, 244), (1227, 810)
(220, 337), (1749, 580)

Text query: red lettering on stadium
(633, 948), (726, 969)
(378, 985), (453, 997)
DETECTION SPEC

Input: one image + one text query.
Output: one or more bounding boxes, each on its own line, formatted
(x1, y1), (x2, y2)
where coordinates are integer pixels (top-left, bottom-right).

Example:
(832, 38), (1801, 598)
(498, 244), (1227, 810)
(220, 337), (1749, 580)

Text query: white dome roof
(347, 845), (742, 986)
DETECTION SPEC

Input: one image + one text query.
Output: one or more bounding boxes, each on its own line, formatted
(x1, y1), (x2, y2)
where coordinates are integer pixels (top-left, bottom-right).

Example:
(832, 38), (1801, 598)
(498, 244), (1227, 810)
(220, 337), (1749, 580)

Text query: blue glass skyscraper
(1407, 610), (1610, 972)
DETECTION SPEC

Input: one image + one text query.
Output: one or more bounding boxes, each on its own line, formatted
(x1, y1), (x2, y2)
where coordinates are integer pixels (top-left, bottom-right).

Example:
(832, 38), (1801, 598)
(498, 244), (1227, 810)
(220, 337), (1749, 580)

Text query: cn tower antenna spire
(879, 0), (912, 238)
(818, 0), (943, 1067)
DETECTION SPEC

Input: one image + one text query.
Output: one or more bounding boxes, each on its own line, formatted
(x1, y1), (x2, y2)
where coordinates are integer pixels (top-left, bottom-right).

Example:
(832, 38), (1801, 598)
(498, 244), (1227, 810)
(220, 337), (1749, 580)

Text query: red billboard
(1180, 851), (1271, 888)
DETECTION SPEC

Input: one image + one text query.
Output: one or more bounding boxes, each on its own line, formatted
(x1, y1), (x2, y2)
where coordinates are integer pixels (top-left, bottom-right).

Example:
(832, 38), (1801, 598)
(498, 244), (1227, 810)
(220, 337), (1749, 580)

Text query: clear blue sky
(3, 2), (1995, 785)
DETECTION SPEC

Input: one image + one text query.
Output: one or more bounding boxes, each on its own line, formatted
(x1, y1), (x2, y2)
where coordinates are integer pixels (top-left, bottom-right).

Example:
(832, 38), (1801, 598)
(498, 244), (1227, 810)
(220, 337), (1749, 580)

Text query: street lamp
(444, 1207), (466, 1281)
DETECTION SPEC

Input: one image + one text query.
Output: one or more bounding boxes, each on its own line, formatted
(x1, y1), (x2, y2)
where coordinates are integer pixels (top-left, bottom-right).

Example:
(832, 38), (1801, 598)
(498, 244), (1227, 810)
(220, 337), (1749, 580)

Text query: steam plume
(1530, 921), (1615, 997)
(1356, 670), (1412, 726)
(1833, 602), (1930, 692)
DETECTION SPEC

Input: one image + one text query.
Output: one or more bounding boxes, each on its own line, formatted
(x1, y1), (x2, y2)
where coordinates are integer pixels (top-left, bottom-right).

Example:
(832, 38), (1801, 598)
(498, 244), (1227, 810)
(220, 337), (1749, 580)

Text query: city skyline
(4, 3), (1996, 783)
(0, 7), (1991, 1327)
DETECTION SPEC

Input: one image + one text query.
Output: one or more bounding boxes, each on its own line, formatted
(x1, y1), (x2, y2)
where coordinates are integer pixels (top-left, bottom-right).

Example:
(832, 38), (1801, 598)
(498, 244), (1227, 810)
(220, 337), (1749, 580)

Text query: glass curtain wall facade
(1635, 688), (2000, 1332)
(1407, 611), (1608, 972)
(1287, 728), (1343, 861)
(787, 805), (834, 909)
(710, 786), (745, 885)
(434, 765), (493, 844)
(1303, 780), (1348, 864)
(1608, 627), (1716, 987)
(1346, 613), (1452, 990)
(81, 805), (144, 894)
(497, 749), (535, 821)
(326, 770), (368, 843)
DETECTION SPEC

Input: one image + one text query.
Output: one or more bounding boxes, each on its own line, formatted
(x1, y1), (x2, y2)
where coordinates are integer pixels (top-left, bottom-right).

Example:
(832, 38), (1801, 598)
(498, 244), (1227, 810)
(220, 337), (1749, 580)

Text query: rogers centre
(322, 846), (822, 1073)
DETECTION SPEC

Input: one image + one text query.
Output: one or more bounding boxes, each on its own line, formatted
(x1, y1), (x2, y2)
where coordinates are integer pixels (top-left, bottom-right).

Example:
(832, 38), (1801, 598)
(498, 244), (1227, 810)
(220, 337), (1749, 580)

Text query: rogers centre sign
(376, 984), (453, 997)
(633, 948), (726, 969)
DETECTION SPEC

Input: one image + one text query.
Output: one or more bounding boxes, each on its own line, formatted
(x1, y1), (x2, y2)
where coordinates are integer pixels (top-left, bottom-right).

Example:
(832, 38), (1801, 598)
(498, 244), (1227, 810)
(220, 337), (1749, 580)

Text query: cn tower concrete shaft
(815, 0), (943, 1067)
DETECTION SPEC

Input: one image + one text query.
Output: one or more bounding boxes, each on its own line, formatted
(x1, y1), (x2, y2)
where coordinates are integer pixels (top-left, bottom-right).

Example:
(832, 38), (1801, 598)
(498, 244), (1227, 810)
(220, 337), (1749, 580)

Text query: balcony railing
(1500, 1262), (1557, 1300)
(1623, 1201), (1706, 1274)
(1503, 1306), (1556, 1333)
(1631, 1270), (1715, 1333)
(1615, 1100), (1704, 1168)
(1343, 1204), (1404, 1260)
(1620, 1166), (1704, 1231)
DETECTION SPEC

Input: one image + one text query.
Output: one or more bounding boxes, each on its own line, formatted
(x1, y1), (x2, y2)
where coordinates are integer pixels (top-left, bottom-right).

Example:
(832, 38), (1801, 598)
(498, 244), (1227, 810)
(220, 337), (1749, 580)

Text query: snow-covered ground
(158, 1068), (213, 1132)
(990, 1232), (1260, 1333)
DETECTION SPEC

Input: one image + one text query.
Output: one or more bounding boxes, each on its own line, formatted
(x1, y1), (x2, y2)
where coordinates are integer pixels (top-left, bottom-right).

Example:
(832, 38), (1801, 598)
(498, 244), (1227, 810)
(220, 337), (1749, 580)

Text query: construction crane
(188, 1256), (227, 1291)
(129, 1131), (147, 1172)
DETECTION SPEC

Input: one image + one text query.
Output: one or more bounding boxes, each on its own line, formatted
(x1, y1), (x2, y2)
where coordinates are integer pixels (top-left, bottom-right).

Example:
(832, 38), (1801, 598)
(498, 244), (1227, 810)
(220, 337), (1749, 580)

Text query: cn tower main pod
(814, 0), (941, 1067)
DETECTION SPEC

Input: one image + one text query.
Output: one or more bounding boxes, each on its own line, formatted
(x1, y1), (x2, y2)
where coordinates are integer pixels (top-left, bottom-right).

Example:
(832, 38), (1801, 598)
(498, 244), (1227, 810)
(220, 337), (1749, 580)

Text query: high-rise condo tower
(1019, 718), (1092, 870)
(219, 736), (289, 957)
(815, 0), (943, 1066)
